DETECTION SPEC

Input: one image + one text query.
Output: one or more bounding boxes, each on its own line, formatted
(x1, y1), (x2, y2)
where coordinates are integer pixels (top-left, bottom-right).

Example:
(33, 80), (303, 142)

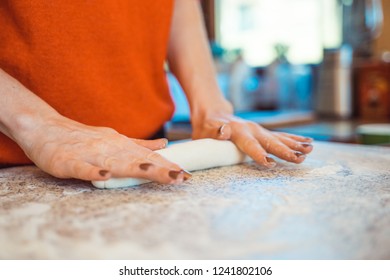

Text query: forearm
(167, 0), (232, 121)
(0, 68), (60, 148)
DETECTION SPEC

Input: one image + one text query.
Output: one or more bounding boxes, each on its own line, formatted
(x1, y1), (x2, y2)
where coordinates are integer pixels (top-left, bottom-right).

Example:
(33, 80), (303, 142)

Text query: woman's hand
(16, 115), (190, 184)
(192, 111), (313, 168)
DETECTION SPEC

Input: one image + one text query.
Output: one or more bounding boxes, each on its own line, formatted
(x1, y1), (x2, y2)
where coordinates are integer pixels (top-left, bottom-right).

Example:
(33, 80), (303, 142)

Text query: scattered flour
(308, 164), (343, 177)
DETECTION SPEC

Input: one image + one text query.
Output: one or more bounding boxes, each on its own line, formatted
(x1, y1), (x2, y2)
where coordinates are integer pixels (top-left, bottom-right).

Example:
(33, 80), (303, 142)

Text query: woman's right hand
(16, 115), (190, 184)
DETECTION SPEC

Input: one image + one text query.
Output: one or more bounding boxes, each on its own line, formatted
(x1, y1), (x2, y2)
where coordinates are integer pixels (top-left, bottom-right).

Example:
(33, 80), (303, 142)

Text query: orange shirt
(0, 1), (175, 165)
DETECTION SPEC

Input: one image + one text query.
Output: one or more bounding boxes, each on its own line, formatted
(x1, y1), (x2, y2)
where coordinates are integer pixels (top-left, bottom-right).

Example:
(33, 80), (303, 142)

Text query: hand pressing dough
(92, 138), (252, 189)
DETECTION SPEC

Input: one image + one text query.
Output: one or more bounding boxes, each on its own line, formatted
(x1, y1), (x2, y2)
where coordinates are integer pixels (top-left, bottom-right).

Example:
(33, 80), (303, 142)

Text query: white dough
(92, 138), (252, 189)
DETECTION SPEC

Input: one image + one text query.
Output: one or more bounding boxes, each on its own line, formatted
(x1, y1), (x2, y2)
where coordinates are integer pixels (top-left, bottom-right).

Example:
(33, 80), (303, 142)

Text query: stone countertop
(0, 142), (389, 260)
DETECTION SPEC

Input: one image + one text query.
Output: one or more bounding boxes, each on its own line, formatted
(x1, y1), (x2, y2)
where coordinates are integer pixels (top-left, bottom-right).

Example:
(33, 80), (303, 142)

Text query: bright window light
(216, 0), (342, 66)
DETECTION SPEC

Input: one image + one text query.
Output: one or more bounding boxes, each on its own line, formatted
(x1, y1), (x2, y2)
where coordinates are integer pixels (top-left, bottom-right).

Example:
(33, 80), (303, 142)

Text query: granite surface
(0, 141), (389, 259)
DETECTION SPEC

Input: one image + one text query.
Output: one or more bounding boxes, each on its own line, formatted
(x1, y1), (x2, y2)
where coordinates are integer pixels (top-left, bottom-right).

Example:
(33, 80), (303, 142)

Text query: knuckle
(103, 156), (117, 168)
(230, 121), (244, 131)
(261, 138), (272, 150)
(49, 152), (69, 169)
(242, 137), (258, 148)
(247, 121), (258, 129)
(146, 151), (163, 162)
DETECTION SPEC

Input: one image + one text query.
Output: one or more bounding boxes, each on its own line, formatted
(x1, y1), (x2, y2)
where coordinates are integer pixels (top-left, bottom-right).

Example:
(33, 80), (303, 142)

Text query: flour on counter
(307, 163), (343, 177)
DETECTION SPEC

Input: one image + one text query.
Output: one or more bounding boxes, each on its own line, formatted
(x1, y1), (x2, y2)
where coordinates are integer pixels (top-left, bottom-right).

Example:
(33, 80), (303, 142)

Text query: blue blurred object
(167, 73), (190, 122)
(291, 64), (313, 110)
(167, 73), (230, 122)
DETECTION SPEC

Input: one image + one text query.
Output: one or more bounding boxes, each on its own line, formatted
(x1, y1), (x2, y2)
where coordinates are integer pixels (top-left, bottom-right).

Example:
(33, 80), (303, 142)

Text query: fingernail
(301, 143), (313, 148)
(168, 170), (183, 180)
(139, 163), (153, 171)
(294, 152), (306, 158)
(99, 170), (109, 176)
(182, 170), (192, 181)
(305, 137), (314, 142)
(265, 157), (277, 167)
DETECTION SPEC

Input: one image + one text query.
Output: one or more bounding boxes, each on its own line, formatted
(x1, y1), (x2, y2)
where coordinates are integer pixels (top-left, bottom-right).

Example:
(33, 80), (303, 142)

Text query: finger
(59, 159), (111, 181)
(133, 161), (191, 184)
(97, 150), (189, 184)
(131, 138), (168, 151)
(255, 131), (307, 164)
(144, 151), (191, 182)
(274, 134), (314, 154)
(274, 132), (313, 143)
(231, 130), (276, 168)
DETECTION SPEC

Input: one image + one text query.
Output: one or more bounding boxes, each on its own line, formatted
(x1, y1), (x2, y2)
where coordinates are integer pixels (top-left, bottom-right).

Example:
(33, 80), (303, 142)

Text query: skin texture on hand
(19, 115), (189, 184)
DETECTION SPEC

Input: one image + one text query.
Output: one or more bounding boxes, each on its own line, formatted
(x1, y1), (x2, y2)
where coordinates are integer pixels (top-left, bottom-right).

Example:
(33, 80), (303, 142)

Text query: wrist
(190, 98), (233, 124)
(11, 110), (61, 150)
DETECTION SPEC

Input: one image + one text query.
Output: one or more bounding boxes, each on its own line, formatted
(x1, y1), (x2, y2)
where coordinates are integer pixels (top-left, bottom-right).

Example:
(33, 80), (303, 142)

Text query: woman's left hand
(192, 112), (313, 168)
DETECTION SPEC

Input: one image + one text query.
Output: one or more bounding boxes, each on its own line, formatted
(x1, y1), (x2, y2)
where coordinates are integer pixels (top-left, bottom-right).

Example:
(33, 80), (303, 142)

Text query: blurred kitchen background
(167, 0), (390, 145)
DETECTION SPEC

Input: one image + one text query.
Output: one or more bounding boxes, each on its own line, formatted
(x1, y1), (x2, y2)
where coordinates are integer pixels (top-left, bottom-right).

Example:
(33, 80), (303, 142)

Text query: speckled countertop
(0, 141), (389, 260)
